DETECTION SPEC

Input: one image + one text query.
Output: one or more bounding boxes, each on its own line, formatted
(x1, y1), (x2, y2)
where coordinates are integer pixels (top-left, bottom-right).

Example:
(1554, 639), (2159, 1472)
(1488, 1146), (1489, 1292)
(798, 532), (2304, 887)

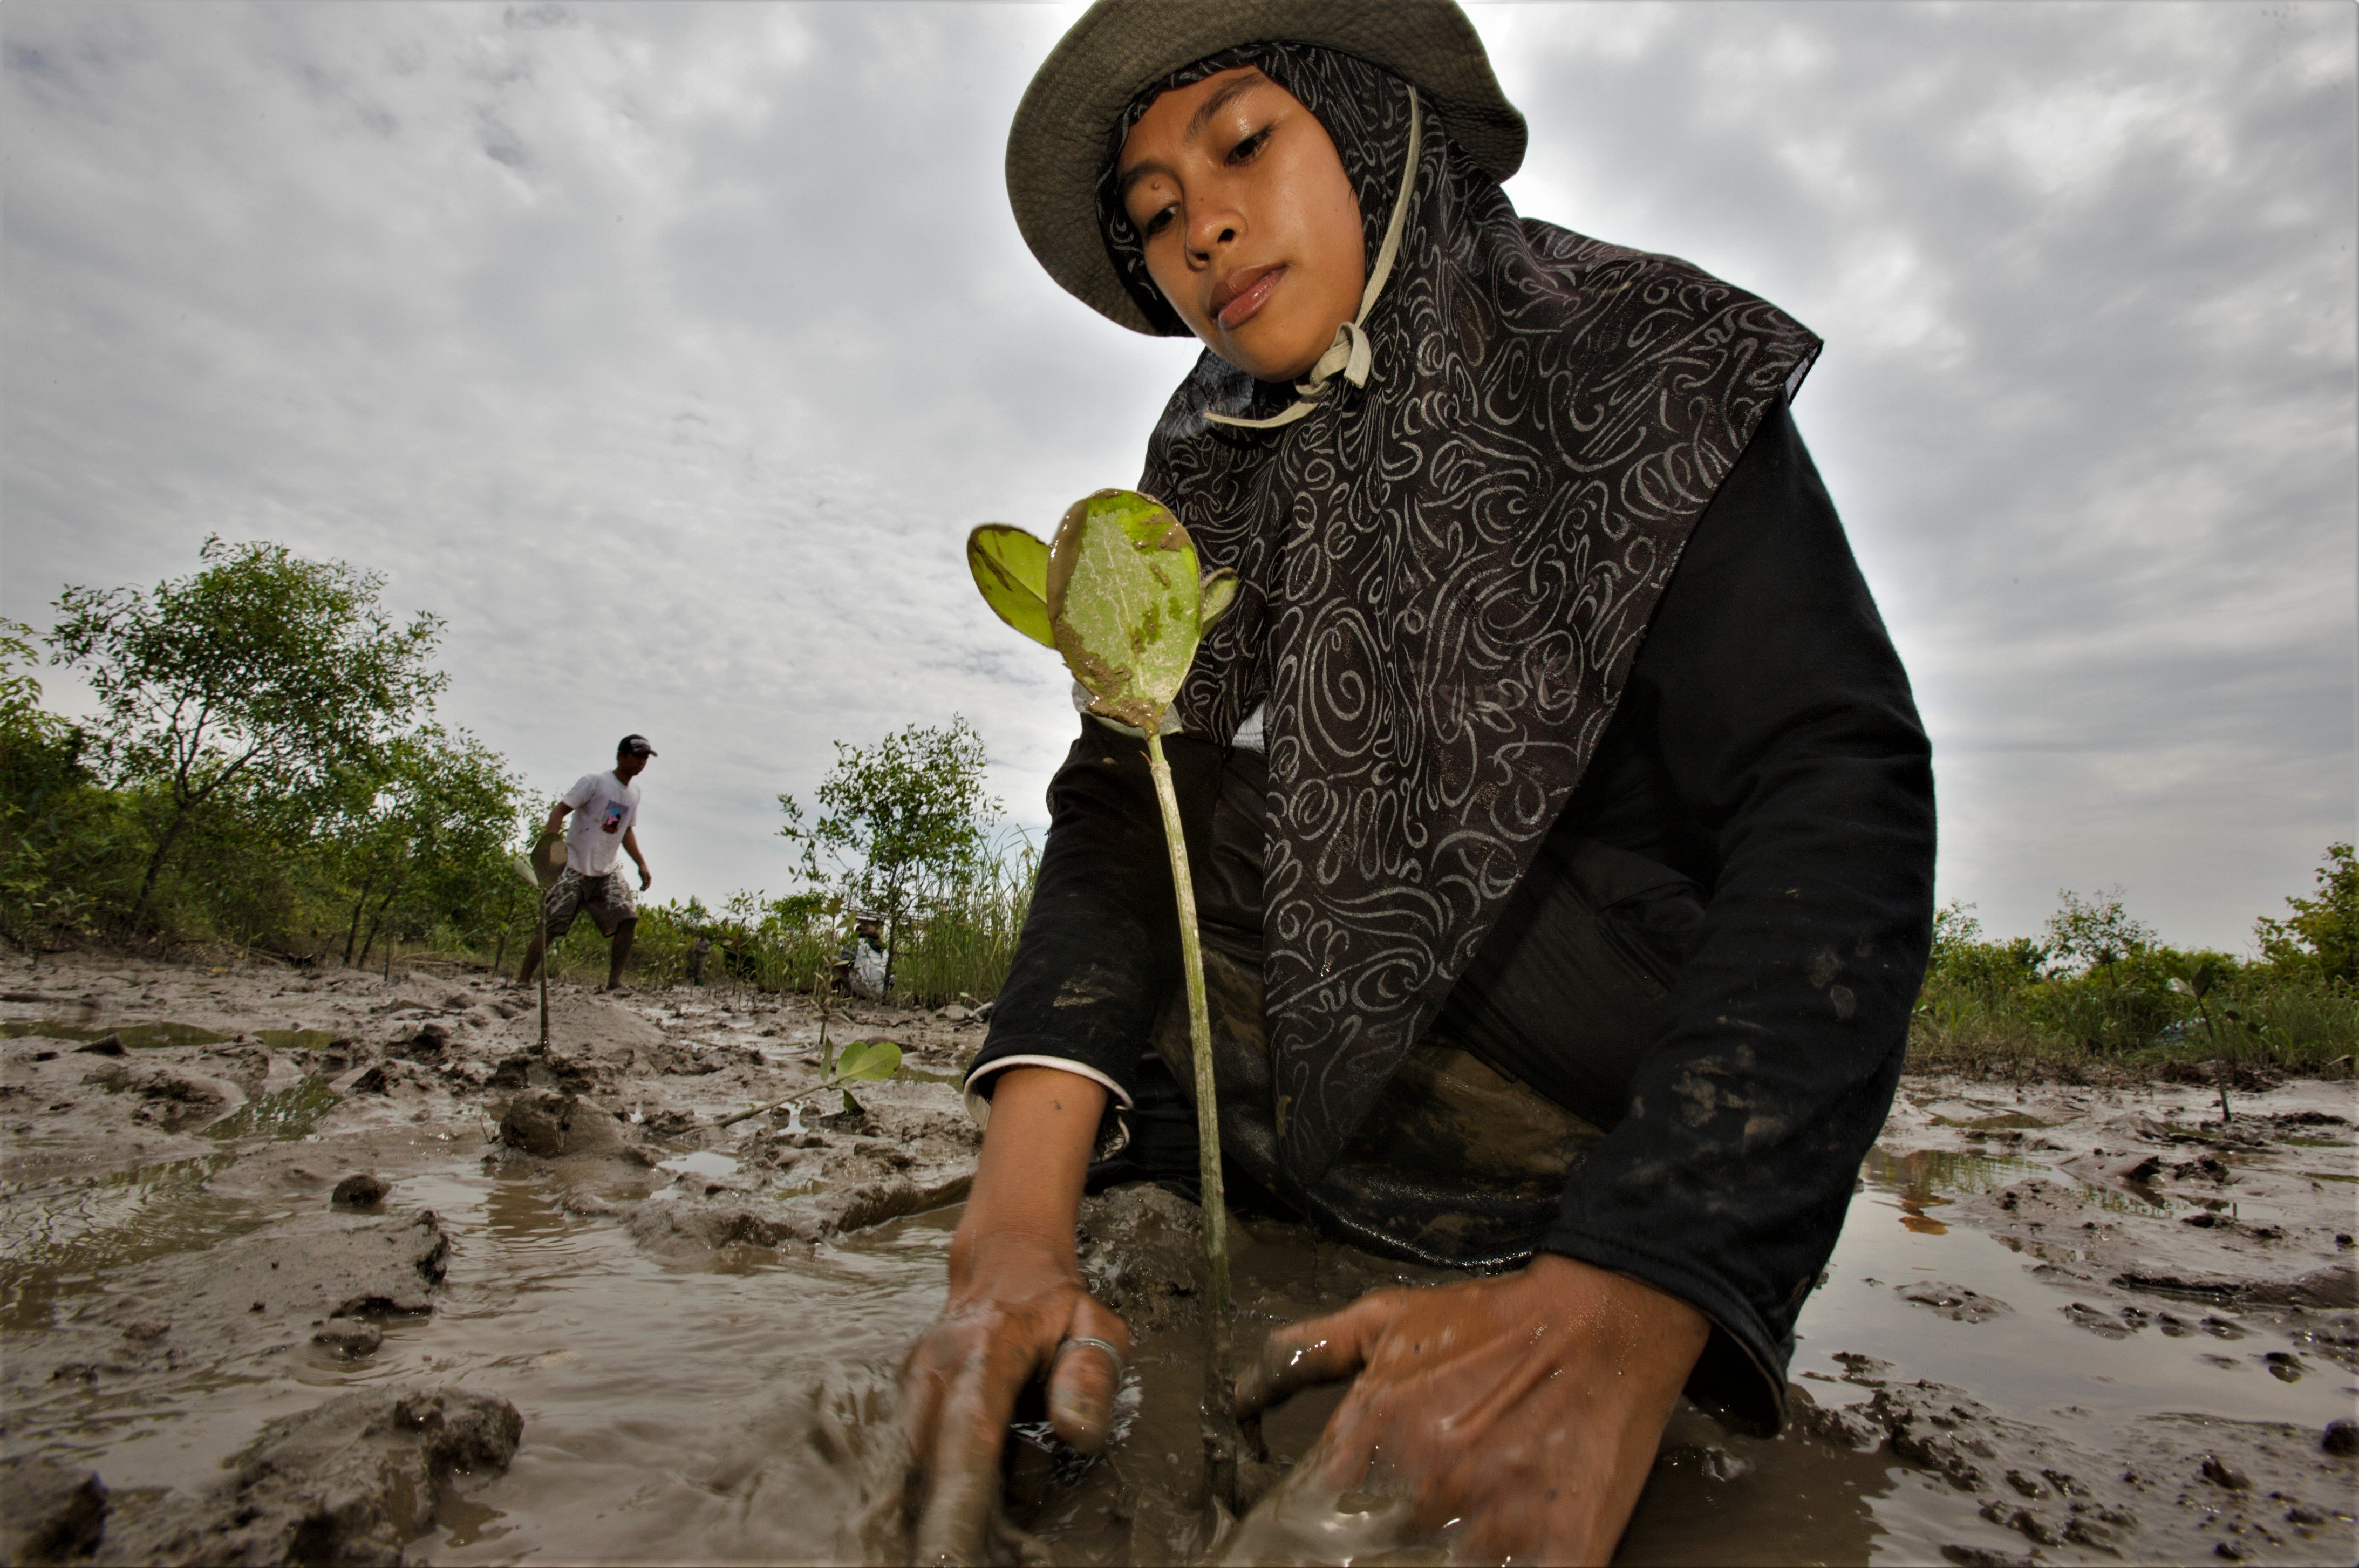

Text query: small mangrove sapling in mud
(968, 489), (1245, 1473)
(718, 1037), (901, 1129)
(513, 840), (563, 1049)
(2171, 960), (2267, 1124)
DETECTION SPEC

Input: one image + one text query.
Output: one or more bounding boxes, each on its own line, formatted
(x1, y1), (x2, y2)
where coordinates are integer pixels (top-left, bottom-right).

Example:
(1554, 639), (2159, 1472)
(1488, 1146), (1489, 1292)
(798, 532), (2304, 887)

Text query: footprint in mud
(2059, 1301), (2140, 1339)
(2258, 1351), (2305, 1383)
(1897, 1281), (2012, 1322)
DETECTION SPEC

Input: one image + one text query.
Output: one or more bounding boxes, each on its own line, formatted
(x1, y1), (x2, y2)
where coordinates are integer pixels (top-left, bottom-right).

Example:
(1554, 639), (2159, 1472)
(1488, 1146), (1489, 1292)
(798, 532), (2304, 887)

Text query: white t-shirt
(561, 771), (641, 876)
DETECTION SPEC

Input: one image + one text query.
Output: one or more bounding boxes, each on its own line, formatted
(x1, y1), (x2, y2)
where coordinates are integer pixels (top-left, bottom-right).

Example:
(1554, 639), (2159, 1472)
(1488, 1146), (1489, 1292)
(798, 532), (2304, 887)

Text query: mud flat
(1, 949), (2353, 1564)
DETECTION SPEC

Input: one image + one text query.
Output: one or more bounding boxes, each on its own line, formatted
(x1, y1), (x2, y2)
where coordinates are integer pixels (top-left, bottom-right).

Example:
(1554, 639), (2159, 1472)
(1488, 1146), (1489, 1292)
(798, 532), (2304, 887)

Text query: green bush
(1911, 864), (2358, 1080)
(2256, 841), (2357, 985)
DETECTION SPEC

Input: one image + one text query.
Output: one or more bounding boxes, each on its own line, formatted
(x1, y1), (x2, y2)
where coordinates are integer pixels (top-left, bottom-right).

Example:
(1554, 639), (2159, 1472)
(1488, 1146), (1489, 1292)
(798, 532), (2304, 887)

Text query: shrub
(1910, 874), (2358, 1080)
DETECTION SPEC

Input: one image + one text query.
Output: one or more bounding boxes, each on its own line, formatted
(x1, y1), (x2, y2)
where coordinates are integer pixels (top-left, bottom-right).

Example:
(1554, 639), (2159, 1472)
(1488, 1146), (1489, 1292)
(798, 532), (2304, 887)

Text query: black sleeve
(965, 721), (1192, 1106)
(1539, 403), (1937, 1429)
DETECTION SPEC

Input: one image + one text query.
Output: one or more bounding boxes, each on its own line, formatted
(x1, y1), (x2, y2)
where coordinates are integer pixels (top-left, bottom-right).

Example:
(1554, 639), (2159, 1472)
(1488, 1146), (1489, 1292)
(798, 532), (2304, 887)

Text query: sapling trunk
(1144, 730), (1237, 1501)
(814, 965), (836, 1075)
(2194, 991), (2231, 1123)
(1142, 732), (1230, 1318)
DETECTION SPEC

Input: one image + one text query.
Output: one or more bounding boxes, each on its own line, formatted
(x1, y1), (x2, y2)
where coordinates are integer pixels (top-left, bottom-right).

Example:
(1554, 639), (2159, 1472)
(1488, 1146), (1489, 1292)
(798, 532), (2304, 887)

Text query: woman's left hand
(1235, 1253), (1710, 1567)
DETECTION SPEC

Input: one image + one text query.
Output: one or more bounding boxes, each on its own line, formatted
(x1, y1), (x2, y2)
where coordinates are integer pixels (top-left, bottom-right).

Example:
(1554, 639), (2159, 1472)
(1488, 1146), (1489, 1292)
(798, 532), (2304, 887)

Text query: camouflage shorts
(541, 868), (637, 939)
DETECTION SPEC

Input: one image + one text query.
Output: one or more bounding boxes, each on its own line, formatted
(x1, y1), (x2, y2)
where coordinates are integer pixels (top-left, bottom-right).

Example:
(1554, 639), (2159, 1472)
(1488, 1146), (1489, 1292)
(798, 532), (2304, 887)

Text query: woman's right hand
(896, 1067), (1122, 1562)
(900, 1230), (1130, 1559)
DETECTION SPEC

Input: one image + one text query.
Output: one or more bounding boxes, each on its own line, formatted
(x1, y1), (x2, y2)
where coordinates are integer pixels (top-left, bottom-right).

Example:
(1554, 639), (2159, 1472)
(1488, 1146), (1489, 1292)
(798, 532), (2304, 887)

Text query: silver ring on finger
(1055, 1334), (1125, 1380)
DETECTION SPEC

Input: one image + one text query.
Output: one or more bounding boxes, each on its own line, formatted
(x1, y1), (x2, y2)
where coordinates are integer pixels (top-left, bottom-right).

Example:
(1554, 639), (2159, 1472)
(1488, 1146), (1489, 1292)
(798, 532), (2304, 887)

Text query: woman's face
(1117, 67), (1365, 383)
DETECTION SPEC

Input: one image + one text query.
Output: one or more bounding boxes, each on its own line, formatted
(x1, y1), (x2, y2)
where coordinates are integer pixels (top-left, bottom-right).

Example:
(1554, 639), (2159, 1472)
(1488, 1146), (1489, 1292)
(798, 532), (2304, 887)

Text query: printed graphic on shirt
(601, 801), (629, 835)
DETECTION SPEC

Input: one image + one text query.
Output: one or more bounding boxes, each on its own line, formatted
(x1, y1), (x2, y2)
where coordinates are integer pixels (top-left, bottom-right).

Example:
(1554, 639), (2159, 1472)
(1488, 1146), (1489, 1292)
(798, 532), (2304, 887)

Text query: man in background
(518, 734), (656, 993)
(833, 909), (889, 1000)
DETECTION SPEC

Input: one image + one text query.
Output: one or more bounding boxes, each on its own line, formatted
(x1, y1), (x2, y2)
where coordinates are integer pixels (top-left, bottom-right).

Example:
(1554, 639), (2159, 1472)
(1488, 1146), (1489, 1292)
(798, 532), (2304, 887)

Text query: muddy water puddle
(1, 1019), (231, 1048)
(15, 1143), (2347, 1564)
(0, 1154), (257, 1332)
(1610, 1138), (2354, 1565)
(3, 952), (2351, 1568)
(2, 1082), (344, 1332)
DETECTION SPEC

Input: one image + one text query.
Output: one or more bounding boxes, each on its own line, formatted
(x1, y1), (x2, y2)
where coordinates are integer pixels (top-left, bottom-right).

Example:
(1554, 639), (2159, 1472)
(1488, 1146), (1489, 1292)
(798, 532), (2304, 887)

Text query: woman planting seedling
(898, 3), (1936, 1562)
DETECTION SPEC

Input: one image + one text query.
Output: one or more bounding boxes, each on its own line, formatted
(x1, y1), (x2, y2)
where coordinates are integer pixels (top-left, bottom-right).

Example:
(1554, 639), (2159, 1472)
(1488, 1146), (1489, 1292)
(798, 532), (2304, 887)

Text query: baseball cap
(618, 734), (658, 758)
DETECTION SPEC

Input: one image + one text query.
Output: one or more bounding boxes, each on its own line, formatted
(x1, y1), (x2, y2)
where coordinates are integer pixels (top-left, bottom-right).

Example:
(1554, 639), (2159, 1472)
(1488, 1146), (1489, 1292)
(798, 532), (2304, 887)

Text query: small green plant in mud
(969, 490), (1244, 1476)
(720, 1038), (901, 1128)
(2169, 958), (2264, 1123)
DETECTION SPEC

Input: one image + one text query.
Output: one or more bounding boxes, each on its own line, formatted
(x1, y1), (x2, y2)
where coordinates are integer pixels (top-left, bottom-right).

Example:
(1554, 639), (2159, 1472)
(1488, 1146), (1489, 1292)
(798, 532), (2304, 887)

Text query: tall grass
(888, 844), (1036, 1008)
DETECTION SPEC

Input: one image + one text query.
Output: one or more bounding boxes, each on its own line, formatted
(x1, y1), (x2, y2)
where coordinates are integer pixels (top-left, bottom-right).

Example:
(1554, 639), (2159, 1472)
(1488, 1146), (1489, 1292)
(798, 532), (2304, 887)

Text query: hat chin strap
(1203, 87), (1422, 432)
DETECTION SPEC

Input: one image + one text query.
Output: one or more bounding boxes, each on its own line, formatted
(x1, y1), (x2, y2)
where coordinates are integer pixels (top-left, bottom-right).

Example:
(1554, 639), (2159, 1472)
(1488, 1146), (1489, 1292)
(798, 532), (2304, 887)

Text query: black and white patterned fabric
(1101, 43), (1822, 1184)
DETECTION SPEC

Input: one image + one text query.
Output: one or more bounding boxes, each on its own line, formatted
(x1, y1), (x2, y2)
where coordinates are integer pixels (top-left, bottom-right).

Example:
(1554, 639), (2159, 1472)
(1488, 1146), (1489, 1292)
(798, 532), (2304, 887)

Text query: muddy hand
(899, 1229), (1130, 1565)
(1235, 1253), (1710, 1567)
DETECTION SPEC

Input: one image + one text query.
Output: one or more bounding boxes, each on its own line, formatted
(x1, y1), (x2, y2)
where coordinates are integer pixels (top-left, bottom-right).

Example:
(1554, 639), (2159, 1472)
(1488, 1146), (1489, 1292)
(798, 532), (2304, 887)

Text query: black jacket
(970, 404), (1936, 1428)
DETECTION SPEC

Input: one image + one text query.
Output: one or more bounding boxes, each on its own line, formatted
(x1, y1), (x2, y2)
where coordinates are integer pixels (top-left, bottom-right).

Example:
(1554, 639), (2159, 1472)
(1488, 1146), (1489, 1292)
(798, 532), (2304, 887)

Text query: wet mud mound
(96, 1387), (522, 1566)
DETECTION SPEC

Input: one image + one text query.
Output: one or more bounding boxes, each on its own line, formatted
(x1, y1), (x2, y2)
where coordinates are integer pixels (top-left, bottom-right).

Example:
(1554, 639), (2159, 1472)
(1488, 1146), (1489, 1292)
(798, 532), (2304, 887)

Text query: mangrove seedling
(719, 1037), (901, 1129)
(2170, 961), (2266, 1124)
(969, 489), (1243, 1467)
(513, 840), (563, 1048)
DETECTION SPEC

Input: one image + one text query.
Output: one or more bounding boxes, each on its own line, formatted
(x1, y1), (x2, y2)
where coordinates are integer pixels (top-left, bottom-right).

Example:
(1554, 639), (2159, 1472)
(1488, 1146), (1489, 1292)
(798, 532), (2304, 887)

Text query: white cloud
(4, 1), (2350, 950)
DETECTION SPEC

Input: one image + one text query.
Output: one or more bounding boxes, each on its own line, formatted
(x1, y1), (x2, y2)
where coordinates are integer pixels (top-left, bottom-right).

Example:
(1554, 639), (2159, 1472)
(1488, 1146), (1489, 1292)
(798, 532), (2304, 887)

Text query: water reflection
(1863, 1145), (2045, 1202)
(200, 1079), (338, 1142)
(254, 1028), (339, 1052)
(1, 1020), (230, 1047)
(1799, 1143), (2356, 1436)
(0, 1153), (254, 1329)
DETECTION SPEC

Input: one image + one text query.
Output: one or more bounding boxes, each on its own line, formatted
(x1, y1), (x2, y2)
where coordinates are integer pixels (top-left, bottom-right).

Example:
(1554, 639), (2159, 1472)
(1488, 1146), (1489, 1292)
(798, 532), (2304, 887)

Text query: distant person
(518, 734), (656, 993)
(832, 910), (889, 1001)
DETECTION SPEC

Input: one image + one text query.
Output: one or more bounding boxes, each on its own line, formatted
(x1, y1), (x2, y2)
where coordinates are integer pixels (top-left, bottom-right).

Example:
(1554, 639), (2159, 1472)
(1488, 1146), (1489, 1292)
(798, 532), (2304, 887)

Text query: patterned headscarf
(1102, 44), (1820, 1185)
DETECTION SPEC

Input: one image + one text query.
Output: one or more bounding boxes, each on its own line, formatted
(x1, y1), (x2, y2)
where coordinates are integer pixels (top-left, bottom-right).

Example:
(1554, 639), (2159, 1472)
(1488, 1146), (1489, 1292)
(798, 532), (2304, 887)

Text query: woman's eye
(1142, 206), (1175, 237)
(1228, 128), (1269, 163)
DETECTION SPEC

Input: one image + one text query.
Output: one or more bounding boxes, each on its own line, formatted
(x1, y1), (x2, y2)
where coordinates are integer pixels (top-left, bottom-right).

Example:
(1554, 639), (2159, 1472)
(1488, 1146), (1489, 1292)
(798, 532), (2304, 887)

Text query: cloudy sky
(5, 2), (2352, 952)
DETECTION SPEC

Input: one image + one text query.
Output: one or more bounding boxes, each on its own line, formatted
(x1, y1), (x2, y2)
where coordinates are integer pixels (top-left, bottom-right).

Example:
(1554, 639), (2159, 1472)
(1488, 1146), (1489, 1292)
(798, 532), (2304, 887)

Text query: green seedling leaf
(1046, 489), (1204, 732)
(826, 1038), (902, 1085)
(967, 525), (1056, 648)
(841, 1089), (864, 1117)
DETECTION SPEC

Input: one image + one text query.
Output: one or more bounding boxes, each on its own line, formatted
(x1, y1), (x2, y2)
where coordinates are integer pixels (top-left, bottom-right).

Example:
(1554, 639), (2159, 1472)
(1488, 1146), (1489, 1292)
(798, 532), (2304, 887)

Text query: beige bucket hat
(1006, 0), (1525, 336)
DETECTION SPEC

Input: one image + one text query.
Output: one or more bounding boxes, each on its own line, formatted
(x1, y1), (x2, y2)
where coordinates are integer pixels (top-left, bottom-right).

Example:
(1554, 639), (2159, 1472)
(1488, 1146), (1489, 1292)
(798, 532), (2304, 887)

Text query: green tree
(2255, 843), (2358, 986)
(325, 726), (523, 966)
(2041, 887), (2156, 977)
(0, 618), (113, 945)
(777, 716), (1000, 994)
(49, 538), (446, 939)
(1923, 899), (2043, 999)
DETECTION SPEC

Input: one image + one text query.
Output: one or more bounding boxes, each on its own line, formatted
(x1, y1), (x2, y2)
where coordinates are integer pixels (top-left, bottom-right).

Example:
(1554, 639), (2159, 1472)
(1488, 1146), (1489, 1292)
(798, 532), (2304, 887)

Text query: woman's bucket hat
(1006, 0), (1525, 336)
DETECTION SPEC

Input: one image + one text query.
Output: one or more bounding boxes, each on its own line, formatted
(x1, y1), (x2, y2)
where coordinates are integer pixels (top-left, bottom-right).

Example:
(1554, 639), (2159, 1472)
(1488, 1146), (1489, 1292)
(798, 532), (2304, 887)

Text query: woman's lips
(1213, 264), (1284, 329)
